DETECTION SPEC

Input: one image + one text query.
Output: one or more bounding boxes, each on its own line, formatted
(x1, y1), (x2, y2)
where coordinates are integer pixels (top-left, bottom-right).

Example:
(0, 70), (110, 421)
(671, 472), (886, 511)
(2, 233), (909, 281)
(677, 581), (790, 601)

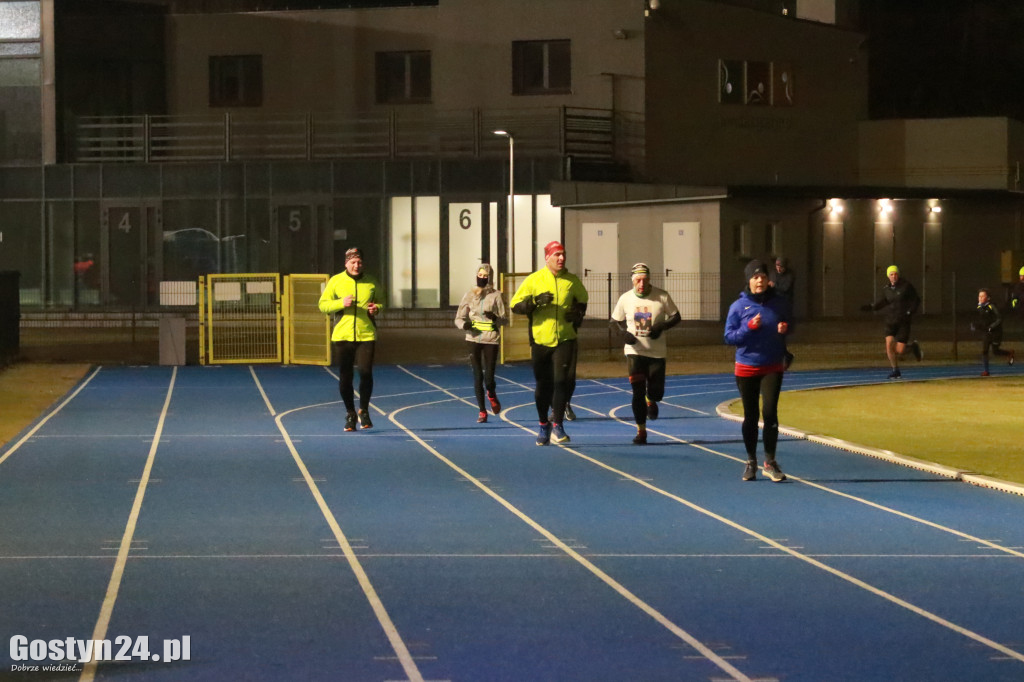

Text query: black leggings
(735, 372), (783, 461)
(627, 355), (666, 425)
(531, 341), (576, 423)
(468, 341), (499, 411)
(337, 341), (375, 413)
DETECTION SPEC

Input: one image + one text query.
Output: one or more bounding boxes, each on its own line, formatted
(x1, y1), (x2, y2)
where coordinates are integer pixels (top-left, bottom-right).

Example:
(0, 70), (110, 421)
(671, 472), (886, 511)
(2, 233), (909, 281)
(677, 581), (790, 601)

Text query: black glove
(623, 332), (638, 345)
(859, 304), (873, 312)
(649, 322), (666, 340)
(483, 310), (497, 321)
(511, 296), (535, 315)
(535, 292), (554, 307)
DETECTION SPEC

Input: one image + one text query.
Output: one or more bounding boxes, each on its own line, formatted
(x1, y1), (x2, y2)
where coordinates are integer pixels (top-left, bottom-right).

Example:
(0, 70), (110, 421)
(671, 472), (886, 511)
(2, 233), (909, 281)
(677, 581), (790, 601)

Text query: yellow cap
(1019, 265), (1024, 277)
(886, 265), (899, 277)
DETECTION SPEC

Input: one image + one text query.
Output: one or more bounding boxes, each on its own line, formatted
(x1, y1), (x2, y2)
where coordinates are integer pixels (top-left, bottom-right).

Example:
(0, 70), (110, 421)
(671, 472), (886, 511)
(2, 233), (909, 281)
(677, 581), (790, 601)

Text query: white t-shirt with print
(611, 285), (679, 358)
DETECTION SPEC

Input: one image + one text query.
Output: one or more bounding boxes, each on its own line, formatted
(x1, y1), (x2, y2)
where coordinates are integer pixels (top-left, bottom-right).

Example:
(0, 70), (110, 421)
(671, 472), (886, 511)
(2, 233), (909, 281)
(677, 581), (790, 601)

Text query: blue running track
(1, 362), (1023, 681)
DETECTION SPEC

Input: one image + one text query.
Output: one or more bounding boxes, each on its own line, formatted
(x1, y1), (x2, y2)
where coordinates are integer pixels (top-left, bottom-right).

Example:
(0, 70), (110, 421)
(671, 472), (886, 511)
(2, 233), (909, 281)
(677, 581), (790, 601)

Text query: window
(512, 40), (571, 95)
(209, 55), (262, 107)
(375, 51), (431, 104)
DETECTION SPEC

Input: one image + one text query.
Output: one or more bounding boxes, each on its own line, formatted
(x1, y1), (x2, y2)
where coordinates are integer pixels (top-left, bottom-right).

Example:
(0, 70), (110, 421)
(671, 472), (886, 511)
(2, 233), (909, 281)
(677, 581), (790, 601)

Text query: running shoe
(551, 423), (570, 444)
(564, 403), (576, 421)
(887, 369), (902, 380)
(911, 340), (923, 361)
(536, 422), (552, 446)
(477, 411), (487, 423)
(1009, 350), (1016, 366)
(763, 460), (787, 482)
(981, 370), (990, 377)
(646, 399), (659, 421)
(742, 462), (757, 481)
(488, 392), (502, 415)
(344, 411), (357, 432)
(358, 409), (373, 430)
(633, 427), (647, 445)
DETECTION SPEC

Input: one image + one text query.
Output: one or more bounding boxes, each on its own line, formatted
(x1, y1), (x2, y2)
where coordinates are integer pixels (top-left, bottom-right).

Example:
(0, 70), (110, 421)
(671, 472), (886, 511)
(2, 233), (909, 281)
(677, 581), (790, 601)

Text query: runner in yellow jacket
(319, 247), (382, 432)
(509, 241), (588, 445)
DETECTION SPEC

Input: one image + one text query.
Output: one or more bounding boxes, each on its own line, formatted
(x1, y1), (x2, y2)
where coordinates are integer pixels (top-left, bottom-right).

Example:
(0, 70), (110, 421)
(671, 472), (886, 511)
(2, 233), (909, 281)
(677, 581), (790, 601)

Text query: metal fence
(580, 272), (722, 322)
(71, 106), (645, 168)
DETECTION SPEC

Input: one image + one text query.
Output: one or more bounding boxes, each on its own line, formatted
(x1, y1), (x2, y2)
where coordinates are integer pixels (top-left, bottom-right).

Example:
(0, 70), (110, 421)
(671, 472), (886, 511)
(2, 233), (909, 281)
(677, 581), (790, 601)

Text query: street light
(493, 129), (515, 274)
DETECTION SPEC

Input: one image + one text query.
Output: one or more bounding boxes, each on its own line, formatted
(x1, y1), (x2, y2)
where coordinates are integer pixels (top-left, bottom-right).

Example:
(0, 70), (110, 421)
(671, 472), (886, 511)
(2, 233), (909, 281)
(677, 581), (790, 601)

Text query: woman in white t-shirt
(610, 263), (681, 444)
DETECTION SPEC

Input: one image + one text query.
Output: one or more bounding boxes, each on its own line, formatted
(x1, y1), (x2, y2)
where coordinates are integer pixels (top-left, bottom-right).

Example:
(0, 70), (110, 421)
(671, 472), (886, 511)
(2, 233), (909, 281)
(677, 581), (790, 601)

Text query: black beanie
(744, 259), (768, 280)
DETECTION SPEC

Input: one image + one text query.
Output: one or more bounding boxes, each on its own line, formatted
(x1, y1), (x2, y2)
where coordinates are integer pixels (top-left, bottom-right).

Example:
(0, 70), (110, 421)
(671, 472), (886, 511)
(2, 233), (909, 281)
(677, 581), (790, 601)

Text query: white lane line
(253, 368), (424, 682)
(80, 367), (177, 682)
(468, 370), (1024, 665)
(0, 366), (102, 467)
(395, 366), (754, 682)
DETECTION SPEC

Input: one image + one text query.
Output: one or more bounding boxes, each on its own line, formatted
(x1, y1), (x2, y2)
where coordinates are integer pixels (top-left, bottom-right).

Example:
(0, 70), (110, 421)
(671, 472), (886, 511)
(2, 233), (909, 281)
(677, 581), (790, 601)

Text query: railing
(72, 106), (645, 167)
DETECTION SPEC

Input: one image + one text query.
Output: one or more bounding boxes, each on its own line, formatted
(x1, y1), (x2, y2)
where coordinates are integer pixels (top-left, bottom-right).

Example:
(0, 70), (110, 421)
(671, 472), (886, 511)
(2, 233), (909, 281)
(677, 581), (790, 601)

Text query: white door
(581, 223), (618, 319)
(922, 221), (942, 313)
(822, 219), (844, 317)
(663, 222), (701, 319)
(448, 203), (482, 306)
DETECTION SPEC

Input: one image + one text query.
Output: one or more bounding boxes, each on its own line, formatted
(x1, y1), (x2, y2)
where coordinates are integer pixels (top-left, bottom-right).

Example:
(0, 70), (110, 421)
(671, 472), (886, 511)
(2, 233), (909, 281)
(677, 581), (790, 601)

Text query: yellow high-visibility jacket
(318, 271), (382, 342)
(509, 268), (588, 347)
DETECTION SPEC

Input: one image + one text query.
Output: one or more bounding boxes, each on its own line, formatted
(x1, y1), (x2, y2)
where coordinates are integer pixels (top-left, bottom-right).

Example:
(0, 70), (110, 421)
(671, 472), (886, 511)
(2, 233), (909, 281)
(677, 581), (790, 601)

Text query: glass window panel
(0, 42), (40, 57)
(48, 202), (75, 306)
(535, 194), (561, 266)
(0, 2), (41, 40)
(511, 194), (532, 274)
(0, 201), (42, 304)
(0, 58), (38, 86)
(414, 196), (439, 308)
(389, 196), (413, 308)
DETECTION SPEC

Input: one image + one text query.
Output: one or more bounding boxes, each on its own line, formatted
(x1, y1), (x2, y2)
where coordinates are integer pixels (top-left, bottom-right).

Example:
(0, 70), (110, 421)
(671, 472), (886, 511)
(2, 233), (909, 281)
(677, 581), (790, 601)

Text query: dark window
(209, 55), (262, 107)
(512, 39), (571, 95)
(375, 51), (431, 104)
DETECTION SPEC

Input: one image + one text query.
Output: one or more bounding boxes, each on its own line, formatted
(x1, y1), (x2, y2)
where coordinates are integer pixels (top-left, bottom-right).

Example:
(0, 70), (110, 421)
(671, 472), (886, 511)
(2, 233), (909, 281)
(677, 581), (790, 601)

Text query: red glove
(747, 313), (761, 330)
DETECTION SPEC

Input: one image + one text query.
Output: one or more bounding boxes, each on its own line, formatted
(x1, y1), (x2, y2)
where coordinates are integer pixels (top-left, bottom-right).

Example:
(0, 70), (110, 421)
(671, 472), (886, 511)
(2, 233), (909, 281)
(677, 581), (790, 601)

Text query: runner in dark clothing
(860, 264), (922, 380)
(972, 287), (1015, 376)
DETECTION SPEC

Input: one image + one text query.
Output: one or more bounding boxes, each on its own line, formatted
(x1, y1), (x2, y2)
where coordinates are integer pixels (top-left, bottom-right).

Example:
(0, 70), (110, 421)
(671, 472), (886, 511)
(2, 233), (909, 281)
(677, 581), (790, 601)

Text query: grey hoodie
(455, 264), (509, 345)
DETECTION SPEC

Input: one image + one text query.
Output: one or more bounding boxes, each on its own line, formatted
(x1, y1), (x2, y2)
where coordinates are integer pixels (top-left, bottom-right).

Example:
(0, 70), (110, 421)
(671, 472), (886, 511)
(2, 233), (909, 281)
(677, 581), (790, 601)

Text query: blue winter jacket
(724, 289), (792, 367)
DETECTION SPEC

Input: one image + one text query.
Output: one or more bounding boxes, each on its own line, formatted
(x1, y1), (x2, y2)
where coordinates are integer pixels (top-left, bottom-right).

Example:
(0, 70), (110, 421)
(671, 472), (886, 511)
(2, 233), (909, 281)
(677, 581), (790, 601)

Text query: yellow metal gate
(199, 273), (330, 365)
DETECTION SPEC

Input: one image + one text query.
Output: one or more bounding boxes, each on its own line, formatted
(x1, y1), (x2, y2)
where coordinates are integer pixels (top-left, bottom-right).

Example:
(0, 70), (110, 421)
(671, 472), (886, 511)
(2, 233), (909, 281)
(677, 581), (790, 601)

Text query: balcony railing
(71, 106), (645, 170)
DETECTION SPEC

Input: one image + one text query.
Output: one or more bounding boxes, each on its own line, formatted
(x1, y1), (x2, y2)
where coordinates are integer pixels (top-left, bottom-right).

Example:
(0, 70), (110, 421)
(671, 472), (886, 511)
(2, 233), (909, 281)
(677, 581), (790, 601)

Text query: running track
(1, 362), (1022, 681)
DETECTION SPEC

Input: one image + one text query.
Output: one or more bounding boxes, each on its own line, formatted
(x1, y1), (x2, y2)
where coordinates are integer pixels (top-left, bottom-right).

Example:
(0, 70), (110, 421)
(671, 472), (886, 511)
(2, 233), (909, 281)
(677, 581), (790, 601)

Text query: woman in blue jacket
(724, 259), (792, 482)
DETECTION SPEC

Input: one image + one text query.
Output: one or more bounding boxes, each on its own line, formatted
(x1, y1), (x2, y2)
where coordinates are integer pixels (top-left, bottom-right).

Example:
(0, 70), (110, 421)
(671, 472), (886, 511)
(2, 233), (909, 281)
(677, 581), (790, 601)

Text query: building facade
(1, 0), (1022, 322)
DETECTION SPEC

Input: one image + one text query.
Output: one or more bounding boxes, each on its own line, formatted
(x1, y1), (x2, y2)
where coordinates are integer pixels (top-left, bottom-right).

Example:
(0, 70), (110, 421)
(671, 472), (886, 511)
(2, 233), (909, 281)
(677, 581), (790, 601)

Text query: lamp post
(493, 129), (515, 274)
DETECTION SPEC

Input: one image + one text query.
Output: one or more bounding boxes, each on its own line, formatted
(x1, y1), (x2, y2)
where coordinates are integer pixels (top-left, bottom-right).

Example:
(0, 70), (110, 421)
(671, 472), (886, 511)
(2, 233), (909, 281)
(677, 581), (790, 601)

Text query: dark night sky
(861, 0), (1024, 120)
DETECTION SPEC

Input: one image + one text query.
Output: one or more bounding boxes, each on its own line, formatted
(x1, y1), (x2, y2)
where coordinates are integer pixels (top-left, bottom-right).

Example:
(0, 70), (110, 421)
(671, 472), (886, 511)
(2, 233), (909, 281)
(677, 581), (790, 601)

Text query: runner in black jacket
(860, 265), (922, 380)
(972, 288), (1015, 376)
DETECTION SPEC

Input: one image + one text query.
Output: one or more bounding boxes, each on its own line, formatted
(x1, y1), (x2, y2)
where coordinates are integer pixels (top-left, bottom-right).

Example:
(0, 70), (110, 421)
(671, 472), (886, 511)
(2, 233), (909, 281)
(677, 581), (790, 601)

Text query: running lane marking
(395, 366), (755, 682)
(0, 366), (102, 467)
(493, 375), (1024, 665)
(251, 368), (424, 682)
(80, 367), (176, 682)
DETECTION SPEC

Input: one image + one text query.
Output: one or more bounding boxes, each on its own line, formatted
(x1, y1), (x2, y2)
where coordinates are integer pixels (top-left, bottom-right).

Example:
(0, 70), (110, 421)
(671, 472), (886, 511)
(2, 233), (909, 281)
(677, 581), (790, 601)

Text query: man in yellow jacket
(509, 241), (588, 445)
(319, 247), (382, 432)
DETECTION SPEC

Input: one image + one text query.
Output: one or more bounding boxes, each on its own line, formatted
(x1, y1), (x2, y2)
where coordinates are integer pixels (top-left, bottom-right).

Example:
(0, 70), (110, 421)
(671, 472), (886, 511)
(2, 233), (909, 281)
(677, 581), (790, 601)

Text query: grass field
(751, 376), (1024, 485)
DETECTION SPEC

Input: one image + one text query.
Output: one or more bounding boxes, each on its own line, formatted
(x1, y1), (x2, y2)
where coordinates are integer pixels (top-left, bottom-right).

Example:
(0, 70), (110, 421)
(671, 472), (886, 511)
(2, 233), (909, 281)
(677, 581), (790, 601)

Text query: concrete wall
(644, 0), (867, 187)
(165, 0), (646, 116)
(859, 118), (1022, 190)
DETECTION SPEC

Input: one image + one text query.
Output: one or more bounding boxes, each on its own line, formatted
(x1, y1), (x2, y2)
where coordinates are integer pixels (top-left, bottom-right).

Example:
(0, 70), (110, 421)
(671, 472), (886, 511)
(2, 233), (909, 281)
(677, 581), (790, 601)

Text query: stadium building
(1, 0), (1022, 344)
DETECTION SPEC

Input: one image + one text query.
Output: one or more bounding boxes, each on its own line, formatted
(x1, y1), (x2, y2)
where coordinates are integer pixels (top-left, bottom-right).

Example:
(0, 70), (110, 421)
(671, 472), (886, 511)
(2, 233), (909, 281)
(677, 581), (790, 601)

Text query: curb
(715, 401), (1024, 498)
